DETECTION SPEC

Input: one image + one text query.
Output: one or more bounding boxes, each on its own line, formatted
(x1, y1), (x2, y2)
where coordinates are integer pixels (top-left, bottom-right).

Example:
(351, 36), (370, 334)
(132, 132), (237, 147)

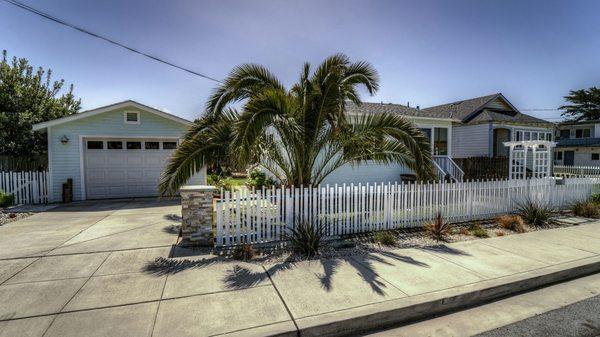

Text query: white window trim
(124, 111), (140, 125)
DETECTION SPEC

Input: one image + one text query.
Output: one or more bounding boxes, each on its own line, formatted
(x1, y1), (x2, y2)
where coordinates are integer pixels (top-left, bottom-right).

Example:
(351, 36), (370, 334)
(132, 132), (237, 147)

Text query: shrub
(232, 244), (255, 261)
(374, 231), (396, 246)
(286, 221), (326, 257)
(516, 198), (553, 228)
(469, 223), (489, 238)
(458, 227), (470, 236)
(246, 168), (276, 189)
(571, 200), (600, 218)
(425, 212), (453, 242)
(0, 191), (14, 208)
(496, 215), (526, 233)
(495, 230), (505, 236)
(590, 194), (600, 204)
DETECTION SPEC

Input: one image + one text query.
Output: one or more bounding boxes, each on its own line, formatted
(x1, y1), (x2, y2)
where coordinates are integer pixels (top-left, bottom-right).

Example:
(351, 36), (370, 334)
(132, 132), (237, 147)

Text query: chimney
(417, 105), (420, 110)
(380, 101), (383, 105)
(407, 101), (410, 107)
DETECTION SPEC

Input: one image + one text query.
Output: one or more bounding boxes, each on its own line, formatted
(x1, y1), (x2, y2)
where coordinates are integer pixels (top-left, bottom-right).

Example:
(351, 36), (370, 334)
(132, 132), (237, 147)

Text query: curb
(256, 256), (600, 337)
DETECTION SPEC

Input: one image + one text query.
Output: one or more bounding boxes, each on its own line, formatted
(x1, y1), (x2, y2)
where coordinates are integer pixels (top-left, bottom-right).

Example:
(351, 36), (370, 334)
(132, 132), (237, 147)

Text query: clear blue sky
(1, 0), (598, 121)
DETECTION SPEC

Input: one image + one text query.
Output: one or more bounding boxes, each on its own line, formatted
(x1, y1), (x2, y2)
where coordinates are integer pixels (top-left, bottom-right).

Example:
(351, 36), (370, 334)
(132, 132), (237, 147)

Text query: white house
(32, 100), (206, 202)
(554, 119), (600, 166)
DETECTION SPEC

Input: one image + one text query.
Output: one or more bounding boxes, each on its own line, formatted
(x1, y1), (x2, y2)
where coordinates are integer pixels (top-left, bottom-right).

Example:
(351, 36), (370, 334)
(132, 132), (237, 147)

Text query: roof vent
(417, 105), (420, 110)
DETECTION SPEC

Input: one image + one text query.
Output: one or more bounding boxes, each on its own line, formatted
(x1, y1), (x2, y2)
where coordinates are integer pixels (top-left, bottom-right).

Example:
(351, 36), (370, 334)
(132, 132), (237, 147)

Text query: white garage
(32, 100), (206, 202)
(83, 138), (179, 199)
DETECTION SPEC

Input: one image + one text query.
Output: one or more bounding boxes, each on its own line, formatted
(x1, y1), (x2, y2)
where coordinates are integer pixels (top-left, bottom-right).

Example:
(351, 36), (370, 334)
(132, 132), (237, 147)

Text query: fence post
(180, 185), (217, 246)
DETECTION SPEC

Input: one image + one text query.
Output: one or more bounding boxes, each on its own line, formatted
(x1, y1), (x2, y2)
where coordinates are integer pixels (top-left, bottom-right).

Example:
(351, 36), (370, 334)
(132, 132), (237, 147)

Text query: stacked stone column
(180, 185), (216, 246)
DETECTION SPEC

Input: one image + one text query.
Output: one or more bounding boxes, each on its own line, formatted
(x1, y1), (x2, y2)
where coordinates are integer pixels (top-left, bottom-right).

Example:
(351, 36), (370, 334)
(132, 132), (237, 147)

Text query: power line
(2, 0), (223, 83)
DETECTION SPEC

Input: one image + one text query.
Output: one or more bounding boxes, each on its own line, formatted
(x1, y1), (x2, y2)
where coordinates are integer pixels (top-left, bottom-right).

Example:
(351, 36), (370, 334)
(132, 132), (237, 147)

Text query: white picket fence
(0, 171), (49, 205)
(214, 177), (598, 247)
(554, 165), (600, 177)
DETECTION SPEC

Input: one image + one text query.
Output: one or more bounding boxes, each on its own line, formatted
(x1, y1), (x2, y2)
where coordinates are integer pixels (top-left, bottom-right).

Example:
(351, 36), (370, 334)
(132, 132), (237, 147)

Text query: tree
(0, 50), (81, 157)
(560, 87), (600, 121)
(159, 54), (433, 195)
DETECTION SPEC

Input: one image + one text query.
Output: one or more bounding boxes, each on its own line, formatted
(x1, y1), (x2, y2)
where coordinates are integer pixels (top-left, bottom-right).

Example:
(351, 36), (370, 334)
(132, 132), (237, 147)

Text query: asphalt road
(475, 295), (600, 337)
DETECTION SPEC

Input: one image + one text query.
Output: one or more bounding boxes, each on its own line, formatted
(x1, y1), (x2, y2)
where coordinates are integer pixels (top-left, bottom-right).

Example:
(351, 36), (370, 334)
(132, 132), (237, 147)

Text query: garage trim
(79, 135), (181, 200)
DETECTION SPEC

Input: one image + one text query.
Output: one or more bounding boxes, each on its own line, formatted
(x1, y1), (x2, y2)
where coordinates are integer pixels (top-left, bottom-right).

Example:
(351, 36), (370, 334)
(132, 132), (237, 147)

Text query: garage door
(83, 138), (178, 199)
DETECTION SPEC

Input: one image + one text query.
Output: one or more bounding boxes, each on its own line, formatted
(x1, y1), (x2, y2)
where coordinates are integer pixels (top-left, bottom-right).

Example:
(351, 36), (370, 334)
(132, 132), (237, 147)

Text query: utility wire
(2, 0), (223, 83)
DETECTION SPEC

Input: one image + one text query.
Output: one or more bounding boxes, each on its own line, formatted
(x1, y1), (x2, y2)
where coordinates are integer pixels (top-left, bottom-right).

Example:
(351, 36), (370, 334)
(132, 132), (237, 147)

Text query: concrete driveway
(0, 199), (182, 337)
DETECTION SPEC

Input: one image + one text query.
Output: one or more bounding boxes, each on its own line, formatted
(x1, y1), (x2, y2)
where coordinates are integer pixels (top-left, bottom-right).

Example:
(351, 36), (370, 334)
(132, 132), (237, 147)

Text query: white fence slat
(0, 171), (49, 205)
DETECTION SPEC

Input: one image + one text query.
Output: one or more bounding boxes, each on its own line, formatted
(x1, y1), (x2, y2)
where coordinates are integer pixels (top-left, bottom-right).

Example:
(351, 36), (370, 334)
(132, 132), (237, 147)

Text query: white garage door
(84, 138), (178, 199)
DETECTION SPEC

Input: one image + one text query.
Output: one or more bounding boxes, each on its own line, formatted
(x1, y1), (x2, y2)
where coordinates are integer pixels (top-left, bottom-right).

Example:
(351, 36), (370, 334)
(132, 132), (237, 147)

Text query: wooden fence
(0, 171), (49, 205)
(214, 177), (598, 247)
(453, 157), (509, 179)
(554, 165), (600, 177)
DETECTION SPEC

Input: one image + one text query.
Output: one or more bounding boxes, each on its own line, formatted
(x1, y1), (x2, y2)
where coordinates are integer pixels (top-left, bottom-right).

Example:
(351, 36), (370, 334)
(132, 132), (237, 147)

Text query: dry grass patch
(496, 215), (526, 233)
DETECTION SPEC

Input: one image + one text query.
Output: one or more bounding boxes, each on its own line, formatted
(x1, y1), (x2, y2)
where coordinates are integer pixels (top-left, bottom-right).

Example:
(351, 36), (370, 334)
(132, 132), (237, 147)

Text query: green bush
(590, 194), (600, 204)
(516, 198), (553, 227)
(469, 223), (489, 238)
(285, 221), (326, 257)
(246, 168), (276, 189)
(0, 191), (14, 208)
(374, 231), (396, 246)
(572, 200), (600, 218)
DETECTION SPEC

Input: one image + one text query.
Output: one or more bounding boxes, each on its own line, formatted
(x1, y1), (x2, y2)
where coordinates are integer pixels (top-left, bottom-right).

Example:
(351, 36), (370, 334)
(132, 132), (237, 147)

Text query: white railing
(433, 156), (465, 182)
(0, 171), (49, 205)
(214, 177), (597, 247)
(554, 165), (600, 177)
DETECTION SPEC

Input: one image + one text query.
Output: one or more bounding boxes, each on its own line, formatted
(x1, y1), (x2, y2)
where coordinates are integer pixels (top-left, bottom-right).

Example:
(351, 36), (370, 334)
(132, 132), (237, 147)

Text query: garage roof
(32, 100), (192, 131)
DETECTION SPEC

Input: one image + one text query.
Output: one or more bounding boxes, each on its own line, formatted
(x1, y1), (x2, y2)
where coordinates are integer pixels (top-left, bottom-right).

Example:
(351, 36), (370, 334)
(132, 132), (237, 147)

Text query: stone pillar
(180, 185), (216, 246)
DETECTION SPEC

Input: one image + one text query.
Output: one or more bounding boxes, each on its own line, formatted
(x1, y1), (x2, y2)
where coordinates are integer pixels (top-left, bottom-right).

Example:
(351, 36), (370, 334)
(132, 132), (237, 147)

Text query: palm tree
(159, 54), (434, 196)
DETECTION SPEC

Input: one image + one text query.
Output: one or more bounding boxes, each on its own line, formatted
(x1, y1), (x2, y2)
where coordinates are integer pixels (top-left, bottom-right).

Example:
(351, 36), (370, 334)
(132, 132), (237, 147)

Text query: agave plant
(516, 197), (553, 227)
(286, 221), (326, 257)
(425, 212), (453, 242)
(159, 54), (434, 195)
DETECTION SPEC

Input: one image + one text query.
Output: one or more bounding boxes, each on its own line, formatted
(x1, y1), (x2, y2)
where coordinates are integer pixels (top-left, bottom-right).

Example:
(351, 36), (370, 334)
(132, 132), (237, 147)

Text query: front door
(564, 151), (575, 166)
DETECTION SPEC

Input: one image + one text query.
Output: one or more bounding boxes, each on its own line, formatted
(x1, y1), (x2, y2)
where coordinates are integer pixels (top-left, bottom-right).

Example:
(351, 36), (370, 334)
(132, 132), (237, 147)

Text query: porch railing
(433, 156), (465, 182)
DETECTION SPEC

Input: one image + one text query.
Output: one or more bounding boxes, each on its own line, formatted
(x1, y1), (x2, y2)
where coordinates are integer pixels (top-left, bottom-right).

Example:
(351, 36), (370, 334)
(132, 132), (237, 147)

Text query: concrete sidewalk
(0, 204), (599, 336)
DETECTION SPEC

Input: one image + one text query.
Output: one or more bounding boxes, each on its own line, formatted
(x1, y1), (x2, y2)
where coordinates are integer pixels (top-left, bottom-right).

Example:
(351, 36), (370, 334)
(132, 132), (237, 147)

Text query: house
(554, 120), (600, 166)
(32, 100), (206, 202)
(324, 93), (555, 184)
(422, 93), (555, 158)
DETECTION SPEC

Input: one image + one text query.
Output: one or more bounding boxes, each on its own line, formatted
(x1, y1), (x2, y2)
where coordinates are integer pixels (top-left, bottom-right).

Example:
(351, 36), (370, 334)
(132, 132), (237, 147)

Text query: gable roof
(345, 101), (459, 121)
(422, 93), (554, 127)
(32, 100), (192, 131)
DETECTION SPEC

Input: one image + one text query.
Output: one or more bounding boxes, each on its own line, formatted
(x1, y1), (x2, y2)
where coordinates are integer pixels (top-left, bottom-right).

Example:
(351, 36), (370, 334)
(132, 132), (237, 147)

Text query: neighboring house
(32, 100), (206, 202)
(422, 93), (555, 158)
(324, 93), (555, 184)
(554, 120), (600, 166)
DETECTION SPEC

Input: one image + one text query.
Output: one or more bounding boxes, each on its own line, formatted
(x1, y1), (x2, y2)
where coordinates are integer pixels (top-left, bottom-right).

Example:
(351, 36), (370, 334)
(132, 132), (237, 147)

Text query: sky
(1, 0), (599, 122)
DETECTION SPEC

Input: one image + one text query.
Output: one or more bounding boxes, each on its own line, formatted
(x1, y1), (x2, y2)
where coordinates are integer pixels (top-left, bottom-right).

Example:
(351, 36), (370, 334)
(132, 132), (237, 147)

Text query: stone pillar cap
(180, 185), (217, 192)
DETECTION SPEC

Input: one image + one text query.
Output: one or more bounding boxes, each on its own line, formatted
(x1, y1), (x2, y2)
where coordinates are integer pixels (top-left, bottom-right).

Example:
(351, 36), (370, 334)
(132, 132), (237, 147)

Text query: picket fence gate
(0, 171), (49, 205)
(214, 177), (598, 247)
(554, 165), (600, 177)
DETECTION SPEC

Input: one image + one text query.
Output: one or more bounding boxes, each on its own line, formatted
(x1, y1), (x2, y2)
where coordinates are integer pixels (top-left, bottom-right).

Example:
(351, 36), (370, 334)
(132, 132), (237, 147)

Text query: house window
(433, 128), (448, 156)
(546, 132), (552, 141)
(555, 151), (563, 160)
(559, 129), (570, 139)
(145, 141), (160, 150)
(87, 141), (103, 150)
(418, 128), (432, 143)
(531, 132), (538, 140)
(107, 141), (123, 149)
(124, 111), (140, 124)
(162, 141), (177, 149)
(539, 133), (546, 140)
(126, 141), (142, 150)
(516, 131), (523, 141)
(524, 132), (531, 141)
(593, 153), (600, 161)
(576, 128), (591, 138)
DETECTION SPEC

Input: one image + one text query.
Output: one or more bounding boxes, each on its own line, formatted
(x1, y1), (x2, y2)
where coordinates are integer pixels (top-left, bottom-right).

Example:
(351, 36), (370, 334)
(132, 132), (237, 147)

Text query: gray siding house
(423, 93), (555, 159)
